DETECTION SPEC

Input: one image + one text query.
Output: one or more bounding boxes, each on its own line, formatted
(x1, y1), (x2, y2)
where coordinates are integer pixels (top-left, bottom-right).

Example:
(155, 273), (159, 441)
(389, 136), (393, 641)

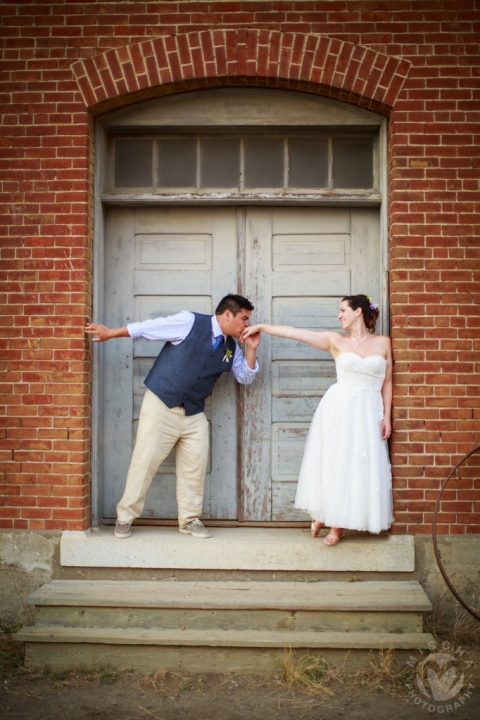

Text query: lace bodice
(335, 352), (386, 391)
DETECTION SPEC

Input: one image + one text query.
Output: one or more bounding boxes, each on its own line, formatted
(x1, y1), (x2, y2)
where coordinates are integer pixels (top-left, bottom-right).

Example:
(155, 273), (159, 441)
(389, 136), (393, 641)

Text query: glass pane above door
(333, 138), (374, 188)
(110, 133), (377, 193)
(200, 138), (240, 188)
(158, 139), (197, 187)
(114, 139), (153, 188)
(244, 138), (285, 188)
(288, 138), (329, 188)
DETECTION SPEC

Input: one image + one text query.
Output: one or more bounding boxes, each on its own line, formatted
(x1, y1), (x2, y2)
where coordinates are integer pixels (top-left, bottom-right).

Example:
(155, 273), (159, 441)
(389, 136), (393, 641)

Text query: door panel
(101, 205), (380, 523)
(243, 207), (380, 521)
(102, 207), (238, 520)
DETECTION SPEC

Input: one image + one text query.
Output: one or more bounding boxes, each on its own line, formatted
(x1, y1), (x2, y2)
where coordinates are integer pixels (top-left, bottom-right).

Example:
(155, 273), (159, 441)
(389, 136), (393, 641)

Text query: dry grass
(281, 647), (415, 698)
(0, 627), (124, 688)
(0, 624), (24, 680)
(424, 592), (480, 649)
(423, 593), (480, 688)
(16, 664), (125, 688)
(353, 648), (416, 695)
(281, 649), (340, 695)
(281, 593), (480, 698)
(133, 670), (195, 698)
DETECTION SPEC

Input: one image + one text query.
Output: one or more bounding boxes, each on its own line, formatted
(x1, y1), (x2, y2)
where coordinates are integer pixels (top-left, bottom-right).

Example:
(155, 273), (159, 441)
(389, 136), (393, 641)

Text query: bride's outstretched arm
(240, 324), (335, 352)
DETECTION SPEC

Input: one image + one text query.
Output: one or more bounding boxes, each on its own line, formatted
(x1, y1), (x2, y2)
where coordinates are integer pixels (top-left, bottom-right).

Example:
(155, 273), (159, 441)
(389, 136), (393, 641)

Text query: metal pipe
(432, 443), (480, 621)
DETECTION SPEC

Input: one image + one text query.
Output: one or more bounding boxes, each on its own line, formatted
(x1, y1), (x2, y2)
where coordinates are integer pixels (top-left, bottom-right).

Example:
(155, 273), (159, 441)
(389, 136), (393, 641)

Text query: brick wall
(1, 1), (479, 534)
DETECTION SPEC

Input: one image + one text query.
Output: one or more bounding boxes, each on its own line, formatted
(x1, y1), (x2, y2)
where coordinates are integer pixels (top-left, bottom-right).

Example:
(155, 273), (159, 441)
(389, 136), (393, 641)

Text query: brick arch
(72, 30), (411, 115)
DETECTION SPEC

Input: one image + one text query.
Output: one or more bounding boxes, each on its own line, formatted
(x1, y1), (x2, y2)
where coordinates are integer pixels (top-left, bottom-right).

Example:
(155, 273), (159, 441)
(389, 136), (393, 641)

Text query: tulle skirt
(294, 381), (394, 533)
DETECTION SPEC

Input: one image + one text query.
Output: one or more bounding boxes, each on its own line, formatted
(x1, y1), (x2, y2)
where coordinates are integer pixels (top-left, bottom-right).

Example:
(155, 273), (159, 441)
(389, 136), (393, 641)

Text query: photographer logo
(406, 642), (474, 713)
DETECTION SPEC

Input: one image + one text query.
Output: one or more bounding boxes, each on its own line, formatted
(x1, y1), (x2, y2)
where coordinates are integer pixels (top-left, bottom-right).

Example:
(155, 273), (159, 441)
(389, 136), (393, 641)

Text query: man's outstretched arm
(86, 312), (195, 344)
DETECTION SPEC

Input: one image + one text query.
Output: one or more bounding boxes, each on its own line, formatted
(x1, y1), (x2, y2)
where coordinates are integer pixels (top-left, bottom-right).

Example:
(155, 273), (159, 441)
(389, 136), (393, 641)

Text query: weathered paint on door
(243, 207), (381, 521)
(101, 206), (380, 522)
(102, 207), (239, 520)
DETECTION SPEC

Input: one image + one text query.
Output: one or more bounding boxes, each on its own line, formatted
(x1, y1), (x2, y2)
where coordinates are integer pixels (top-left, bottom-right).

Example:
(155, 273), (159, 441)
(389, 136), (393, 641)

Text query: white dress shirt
(127, 311), (259, 385)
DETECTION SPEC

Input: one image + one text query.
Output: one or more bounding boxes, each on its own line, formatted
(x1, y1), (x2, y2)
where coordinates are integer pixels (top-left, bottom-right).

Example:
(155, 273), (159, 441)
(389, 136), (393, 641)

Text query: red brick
(2, 6), (480, 535)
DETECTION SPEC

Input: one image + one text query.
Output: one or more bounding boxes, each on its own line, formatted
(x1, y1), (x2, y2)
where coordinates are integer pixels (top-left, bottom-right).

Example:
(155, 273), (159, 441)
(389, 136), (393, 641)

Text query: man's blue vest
(144, 313), (237, 416)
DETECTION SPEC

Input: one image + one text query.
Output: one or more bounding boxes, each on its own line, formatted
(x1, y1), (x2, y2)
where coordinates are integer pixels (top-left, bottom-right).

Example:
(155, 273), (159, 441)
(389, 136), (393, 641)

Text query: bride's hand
(381, 418), (391, 440)
(240, 324), (262, 343)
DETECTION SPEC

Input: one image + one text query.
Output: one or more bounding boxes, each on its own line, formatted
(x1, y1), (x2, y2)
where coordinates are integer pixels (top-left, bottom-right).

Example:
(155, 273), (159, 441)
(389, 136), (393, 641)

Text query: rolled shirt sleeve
(231, 345), (259, 385)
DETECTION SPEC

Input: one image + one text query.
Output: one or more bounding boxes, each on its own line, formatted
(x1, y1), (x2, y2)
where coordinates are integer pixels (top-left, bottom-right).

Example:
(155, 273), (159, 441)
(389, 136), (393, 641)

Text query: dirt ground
(2, 631), (480, 720)
(2, 669), (480, 720)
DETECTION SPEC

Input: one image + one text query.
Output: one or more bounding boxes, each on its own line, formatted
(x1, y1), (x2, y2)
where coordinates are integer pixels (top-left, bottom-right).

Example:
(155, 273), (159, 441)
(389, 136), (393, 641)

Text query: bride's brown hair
(342, 294), (379, 333)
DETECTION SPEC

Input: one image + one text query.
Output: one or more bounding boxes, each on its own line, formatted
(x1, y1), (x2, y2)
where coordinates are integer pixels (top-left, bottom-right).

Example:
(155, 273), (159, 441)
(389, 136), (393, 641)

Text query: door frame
(91, 89), (389, 526)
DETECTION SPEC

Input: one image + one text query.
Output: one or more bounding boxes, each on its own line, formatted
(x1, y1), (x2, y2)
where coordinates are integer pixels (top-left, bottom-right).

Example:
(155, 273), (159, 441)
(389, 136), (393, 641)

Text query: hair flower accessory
(368, 296), (378, 310)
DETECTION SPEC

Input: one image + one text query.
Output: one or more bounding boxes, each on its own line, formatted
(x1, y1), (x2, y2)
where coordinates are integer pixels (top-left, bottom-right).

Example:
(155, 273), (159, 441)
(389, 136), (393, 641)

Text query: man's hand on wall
(85, 323), (130, 342)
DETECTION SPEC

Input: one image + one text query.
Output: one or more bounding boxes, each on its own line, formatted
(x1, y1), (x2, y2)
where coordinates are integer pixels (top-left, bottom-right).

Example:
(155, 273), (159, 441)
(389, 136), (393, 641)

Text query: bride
(241, 294), (394, 545)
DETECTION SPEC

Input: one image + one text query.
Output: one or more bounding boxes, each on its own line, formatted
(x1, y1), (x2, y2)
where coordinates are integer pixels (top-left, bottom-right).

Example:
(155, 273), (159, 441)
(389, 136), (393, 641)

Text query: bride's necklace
(350, 333), (369, 349)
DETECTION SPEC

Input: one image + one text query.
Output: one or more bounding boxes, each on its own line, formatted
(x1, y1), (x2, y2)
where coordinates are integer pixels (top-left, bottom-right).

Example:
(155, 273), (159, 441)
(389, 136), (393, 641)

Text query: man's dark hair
(215, 294), (254, 316)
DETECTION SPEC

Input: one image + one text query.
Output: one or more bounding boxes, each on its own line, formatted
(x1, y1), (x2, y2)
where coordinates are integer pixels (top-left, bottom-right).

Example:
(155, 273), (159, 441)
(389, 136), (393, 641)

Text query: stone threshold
(61, 527), (414, 572)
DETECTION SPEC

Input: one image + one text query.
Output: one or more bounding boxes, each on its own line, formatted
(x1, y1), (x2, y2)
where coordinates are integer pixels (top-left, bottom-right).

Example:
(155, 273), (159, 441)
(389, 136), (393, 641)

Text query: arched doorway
(92, 88), (388, 525)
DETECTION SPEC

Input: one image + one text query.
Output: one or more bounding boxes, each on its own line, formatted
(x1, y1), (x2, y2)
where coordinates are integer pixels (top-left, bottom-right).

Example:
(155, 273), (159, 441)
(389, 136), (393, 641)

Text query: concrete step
(60, 527), (415, 571)
(15, 579), (434, 674)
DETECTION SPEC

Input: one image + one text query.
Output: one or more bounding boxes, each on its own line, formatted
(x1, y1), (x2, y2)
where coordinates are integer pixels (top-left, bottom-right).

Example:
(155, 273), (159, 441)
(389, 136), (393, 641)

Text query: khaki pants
(116, 389), (209, 528)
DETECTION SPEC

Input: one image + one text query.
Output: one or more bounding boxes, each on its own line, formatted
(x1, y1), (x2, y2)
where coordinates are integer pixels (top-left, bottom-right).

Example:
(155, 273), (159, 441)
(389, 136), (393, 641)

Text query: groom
(85, 294), (260, 539)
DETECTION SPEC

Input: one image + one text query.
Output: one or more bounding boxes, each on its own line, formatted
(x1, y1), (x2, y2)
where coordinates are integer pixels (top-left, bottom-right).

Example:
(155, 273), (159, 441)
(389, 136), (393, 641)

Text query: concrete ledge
(61, 527), (414, 572)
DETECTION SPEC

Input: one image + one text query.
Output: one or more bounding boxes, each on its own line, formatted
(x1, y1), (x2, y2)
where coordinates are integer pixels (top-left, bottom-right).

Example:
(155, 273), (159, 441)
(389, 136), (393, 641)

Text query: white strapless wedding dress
(294, 352), (394, 533)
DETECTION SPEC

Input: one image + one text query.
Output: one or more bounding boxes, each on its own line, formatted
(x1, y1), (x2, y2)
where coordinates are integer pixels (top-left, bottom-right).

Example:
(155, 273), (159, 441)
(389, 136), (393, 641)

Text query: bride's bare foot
(324, 528), (344, 545)
(311, 520), (322, 538)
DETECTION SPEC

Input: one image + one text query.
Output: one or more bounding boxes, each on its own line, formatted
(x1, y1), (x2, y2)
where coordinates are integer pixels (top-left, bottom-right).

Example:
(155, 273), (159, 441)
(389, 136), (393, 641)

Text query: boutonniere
(222, 348), (233, 362)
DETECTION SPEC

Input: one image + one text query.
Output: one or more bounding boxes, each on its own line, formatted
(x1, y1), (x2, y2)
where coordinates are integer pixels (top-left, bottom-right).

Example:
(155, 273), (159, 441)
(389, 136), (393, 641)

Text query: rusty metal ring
(432, 443), (480, 621)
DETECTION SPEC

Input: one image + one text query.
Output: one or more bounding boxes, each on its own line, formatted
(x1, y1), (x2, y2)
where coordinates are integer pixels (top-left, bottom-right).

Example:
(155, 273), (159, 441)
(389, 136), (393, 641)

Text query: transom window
(110, 133), (376, 194)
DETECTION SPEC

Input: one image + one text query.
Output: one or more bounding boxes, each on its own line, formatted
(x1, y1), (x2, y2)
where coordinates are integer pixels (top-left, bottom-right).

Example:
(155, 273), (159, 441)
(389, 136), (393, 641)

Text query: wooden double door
(101, 206), (381, 522)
